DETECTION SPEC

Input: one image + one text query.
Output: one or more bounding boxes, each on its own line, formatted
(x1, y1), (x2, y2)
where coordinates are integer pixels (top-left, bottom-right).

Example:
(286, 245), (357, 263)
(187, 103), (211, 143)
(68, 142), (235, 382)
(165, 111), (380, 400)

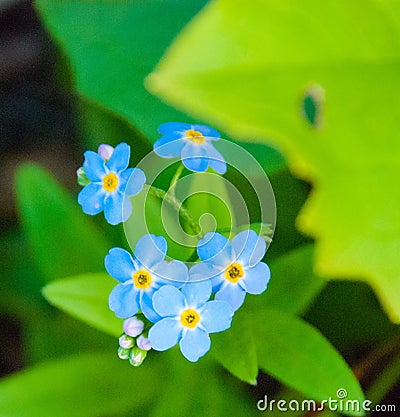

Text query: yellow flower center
(225, 263), (245, 284)
(185, 129), (205, 144)
(180, 309), (200, 328)
(103, 173), (119, 192)
(132, 269), (152, 290)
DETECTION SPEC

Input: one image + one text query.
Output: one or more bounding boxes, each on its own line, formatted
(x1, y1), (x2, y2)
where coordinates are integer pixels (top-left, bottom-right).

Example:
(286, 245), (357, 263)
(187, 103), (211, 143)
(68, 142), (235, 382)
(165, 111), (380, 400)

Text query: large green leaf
(150, 350), (257, 417)
(211, 307), (258, 385)
(15, 164), (110, 281)
(36, 0), (207, 141)
(248, 245), (325, 316)
(251, 308), (365, 415)
(305, 281), (398, 352)
(42, 273), (121, 337)
(0, 352), (161, 417)
(76, 97), (152, 163)
(147, 0), (400, 321)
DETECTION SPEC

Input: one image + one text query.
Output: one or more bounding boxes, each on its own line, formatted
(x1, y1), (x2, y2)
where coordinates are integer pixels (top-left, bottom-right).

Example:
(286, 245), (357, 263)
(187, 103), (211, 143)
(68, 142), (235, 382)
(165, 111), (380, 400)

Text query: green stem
(146, 185), (201, 237)
(169, 163), (185, 192)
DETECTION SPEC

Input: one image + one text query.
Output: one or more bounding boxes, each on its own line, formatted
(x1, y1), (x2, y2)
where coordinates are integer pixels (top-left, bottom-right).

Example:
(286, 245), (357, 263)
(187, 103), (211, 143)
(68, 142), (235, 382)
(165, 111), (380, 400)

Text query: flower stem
(146, 185), (201, 237)
(169, 163), (185, 192)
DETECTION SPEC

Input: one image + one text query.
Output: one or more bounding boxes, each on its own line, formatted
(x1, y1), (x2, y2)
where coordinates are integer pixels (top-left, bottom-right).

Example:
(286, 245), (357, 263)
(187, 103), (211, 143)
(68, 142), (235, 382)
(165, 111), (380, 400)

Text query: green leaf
(15, 164), (110, 281)
(211, 245), (325, 385)
(248, 245), (325, 316)
(147, 0), (400, 321)
(0, 229), (44, 309)
(36, 0), (207, 141)
(305, 281), (398, 352)
(42, 273), (121, 337)
(76, 97), (152, 163)
(0, 352), (161, 417)
(150, 350), (257, 417)
(211, 308), (258, 384)
(23, 313), (114, 365)
(252, 308), (365, 415)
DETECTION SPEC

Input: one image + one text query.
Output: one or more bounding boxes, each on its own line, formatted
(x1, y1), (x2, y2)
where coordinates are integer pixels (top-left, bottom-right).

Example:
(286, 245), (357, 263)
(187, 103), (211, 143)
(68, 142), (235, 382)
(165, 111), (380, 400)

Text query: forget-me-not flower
(149, 280), (233, 362)
(105, 234), (188, 322)
(78, 142), (146, 225)
(154, 122), (227, 174)
(191, 230), (271, 311)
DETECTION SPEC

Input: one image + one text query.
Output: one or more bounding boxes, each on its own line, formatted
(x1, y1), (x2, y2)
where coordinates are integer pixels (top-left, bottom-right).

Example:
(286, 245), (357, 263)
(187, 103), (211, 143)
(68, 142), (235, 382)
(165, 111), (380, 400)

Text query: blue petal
(104, 192), (124, 225)
(154, 134), (185, 158)
(181, 143), (209, 172)
(121, 194), (132, 223)
(181, 280), (212, 308)
(204, 143), (227, 174)
(109, 283), (140, 318)
(232, 230), (266, 268)
(152, 285), (186, 317)
(106, 142), (130, 172)
(134, 234), (167, 269)
(83, 150), (106, 181)
(104, 247), (135, 282)
(120, 168), (146, 196)
(179, 328), (211, 362)
(200, 300), (233, 333)
(241, 262), (271, 295)
(191, 124), (220, 139)
(153, 260), (188, 286)
(189, 261), (221, 283)
(197, 232), (234, 267)
(148, 318), (182, 351)
(158, 122), (190, 135)
(78, 183), (105, 215)
(140, 290), (162, 323)
(215, 283), (246, 311)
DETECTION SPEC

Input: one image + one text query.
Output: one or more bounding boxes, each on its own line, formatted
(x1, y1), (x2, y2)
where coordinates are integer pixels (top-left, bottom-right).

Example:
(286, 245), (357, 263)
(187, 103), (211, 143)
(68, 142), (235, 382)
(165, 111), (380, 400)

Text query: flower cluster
(77, 122), (272, 365)
(105, 229), (269, 362)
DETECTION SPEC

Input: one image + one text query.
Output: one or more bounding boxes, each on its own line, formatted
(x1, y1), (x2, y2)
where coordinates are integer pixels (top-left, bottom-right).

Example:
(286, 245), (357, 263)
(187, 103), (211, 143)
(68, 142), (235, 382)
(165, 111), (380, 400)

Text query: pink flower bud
(137, 335), (151, 351)
(123, 316), (144, 337)
(98, 144), (114, 161)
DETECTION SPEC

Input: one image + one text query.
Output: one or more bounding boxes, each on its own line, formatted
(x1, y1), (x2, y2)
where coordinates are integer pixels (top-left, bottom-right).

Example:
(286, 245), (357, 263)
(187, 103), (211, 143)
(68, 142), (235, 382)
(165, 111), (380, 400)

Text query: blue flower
(78, 143), (146, 225)
(149, 280), (233, 362)
(154, 122), (227, 174)
(105, 234), (188, 322)
(191, 230), (271, 311)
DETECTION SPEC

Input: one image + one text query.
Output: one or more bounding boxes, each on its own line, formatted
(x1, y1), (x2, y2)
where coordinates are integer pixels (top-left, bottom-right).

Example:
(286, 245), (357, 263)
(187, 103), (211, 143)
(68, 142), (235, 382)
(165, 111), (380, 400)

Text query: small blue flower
(191, 230), (271, 311)
(105, 234), (188, 322)
(149, 280), (233, 362)
(78, 143), (146, 225)
(154, 122), (227, 174)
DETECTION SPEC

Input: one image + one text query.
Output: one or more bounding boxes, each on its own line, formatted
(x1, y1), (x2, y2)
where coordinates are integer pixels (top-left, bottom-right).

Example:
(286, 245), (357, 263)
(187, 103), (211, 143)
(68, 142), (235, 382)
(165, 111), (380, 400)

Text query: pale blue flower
(191, 230), (271, 311)
(154, 122), (226, 174)
(78, 143), (146, 225)
(149, 280), (233, 362)
(105, 234), (188, 322)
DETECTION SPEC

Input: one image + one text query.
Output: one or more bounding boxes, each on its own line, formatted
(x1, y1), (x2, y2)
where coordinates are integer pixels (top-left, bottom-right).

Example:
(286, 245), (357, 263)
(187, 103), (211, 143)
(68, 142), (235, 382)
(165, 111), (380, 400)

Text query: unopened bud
(123, 316), (144, 337)
(137, 335), (151, 351)
(118, 346), (130, 360)
(98, 144), (114, 161)
(129, 347), (147, 367)
(119, 334), (134, 349)
(76, 167), (90, 186)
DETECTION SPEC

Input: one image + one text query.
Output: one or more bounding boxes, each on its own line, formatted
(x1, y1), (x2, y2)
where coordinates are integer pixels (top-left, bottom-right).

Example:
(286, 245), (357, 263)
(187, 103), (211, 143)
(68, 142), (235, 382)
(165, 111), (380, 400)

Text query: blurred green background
(0, 1), (399, 416)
